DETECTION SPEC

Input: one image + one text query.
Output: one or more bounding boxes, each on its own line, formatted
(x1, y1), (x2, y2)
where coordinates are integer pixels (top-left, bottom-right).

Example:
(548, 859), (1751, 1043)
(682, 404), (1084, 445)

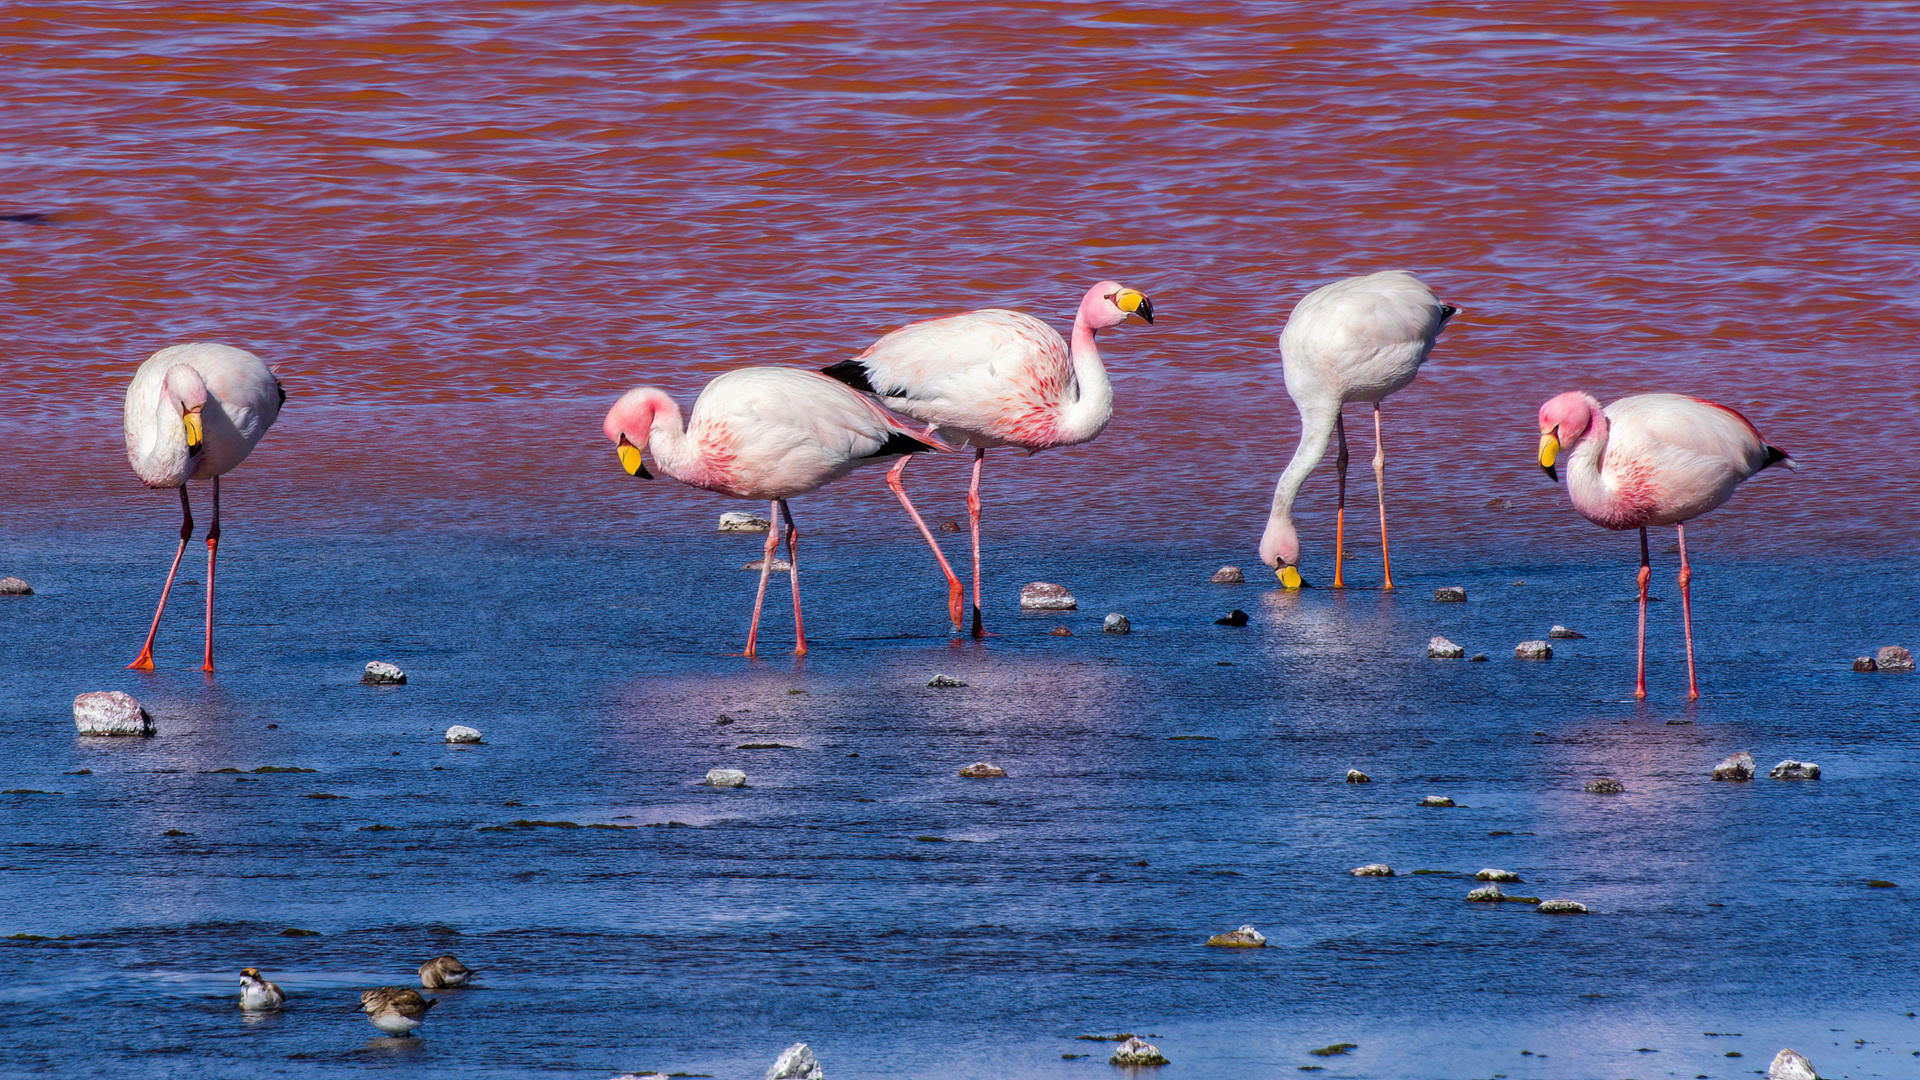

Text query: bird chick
(237, 967), (285, 1011)
(418, 954), (474, 989)
(360, 986), (436, 1036)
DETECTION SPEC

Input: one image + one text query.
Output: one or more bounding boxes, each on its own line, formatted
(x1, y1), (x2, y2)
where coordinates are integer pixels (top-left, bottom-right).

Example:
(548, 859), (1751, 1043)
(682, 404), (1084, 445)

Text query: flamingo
(603, 367), (942, 658)
(1538, 391), (1793, 700)
(1259, 271), (1456, 589)
(822, 280), (1154, 636)
(122, 342), (284, 672)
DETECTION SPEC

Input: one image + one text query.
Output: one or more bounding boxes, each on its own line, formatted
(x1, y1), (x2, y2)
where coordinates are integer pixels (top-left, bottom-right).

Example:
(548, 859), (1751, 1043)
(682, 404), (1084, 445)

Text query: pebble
(1427, 636), (1465, 659)
(703, 768), (747, 788)
(926, 674), (967, 688)
(936, 519), (961, 533)
(1102, 613), (1131, 634)
(1466, 884), (1504, 902)
(1712, 751), (1755, 782)
(1344, 769), (1371, 784)
(362, 661), (407, 685)
(1767, 1048), (1817, 1080)
(72, 691), (155, 737)
(1214, 609), (1249, 626)
(0, 576), (32, 595)
(444, 725), (483, 744)
(1050, 626), (1073, 637)
(957, 762), (1006, 778)
(1209, 566), (1244, 584)
(1547, 625), (1585, 639)
(1852, 656), (1878, 672)
(1019, 582), (1076, 610)
(1205, 924), (1266, 948)
(1876, 645), (1915, 672)
(1433, 586), (1466, 602)
(1469, 653), (1488, 662)
(717, 511), (770, 532)
(741, 558), (792, 572)
(1485, 497), (1513, 509)
(1475, 868), (1522, 882)
(1418, 795), (1455, 808)
(1536, 899), (1589, 914)
(1769, 759), (1821, 780)
(1514, 640), (1553, 660)
(1584, 777), (1625, 793)
(1108, 1036), (1168, 1067)
(764, 1042), (823, 1080)
(1350, 863), (1394, 877)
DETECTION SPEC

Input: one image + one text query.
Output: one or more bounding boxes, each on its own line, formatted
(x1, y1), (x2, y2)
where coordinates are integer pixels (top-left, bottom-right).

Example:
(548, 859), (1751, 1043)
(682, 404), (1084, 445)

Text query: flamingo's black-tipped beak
(617, 437), (652, 479)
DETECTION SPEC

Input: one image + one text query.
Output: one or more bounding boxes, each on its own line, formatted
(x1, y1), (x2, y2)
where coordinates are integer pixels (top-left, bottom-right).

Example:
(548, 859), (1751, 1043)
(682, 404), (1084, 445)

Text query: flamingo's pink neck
(1054, 290), (1116, 445)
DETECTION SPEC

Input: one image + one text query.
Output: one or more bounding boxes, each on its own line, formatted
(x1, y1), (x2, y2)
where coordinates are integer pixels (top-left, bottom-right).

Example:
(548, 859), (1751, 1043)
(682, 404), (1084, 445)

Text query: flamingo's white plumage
(1538, 390), (1793, 700)
(123, 342), (284, 672)
(823, 281), (1154, 636)
(1259, 271), (1456, 589)
(602, 366), (941, 657)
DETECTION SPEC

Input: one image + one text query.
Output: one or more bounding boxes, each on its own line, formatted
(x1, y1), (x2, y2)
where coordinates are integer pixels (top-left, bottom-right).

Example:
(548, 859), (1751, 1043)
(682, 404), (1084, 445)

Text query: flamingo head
(164, 364), (209, 457)
(604, 387), (673, 480)
(1536, 392), (1598, 483)
(1258, 517), (1306, 587)
(1082, 281), (1155, 329)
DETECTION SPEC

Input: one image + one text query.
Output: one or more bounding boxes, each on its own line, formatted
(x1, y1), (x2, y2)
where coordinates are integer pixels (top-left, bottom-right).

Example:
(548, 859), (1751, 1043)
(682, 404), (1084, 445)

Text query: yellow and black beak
(617, 436), (651, 479)
(1538, 430), (1560, 483)
(1276, 565), (1305, 589)
(1117, 289), (1155, 325)
(183, 409), (205, 456)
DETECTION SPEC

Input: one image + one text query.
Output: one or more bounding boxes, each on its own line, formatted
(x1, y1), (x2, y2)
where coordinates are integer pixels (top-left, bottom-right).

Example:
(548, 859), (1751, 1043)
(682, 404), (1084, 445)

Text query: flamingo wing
(833, 309), (1070, 446)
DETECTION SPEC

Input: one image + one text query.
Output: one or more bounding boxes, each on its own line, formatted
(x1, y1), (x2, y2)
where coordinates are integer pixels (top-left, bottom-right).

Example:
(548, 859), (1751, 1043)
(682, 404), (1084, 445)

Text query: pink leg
(968, 447), (986, 638)
(202, 476), (220, 672)
(1677, 523), (1698, 701)
(781, 499), (806, 657)
(886, 456), (964, 630)
(1374, 404), (1393, 590)
(1332, 412), (1348, 588)
(1634, 527), (1650, 701)
(743, 499), (779, 658)
(130, 486), (193, 671)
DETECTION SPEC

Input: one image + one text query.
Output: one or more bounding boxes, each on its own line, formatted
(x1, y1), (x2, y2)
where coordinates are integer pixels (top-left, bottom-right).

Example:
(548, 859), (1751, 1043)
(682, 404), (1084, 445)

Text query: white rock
(1418, 795), (1455, 807)
(926, 674), (967, 688)
(764, 1042), (823, 1080)
(1432, 586), (1466, 602)
(1102, 613), (1131, 634)
(1209, 566), (1244, 584)
(444, 725), (483, 744)
(1767, 1048), (1817, 1080)
(1344, 769), (1371, 783)
(957, 762), (1006, 778)
(1205, 924), (1266, 947)
(1427, 636), (1465, 659)
(718, 511), (771, 533)
(1769, 759), (1820, 780)
(0, 576), (32, 595)
(1536, 899), (1589, 914)
(1514, 640), (1553, 659)
(741, 558), (792, 572)
(704, 768), (747, 788)
(1351, 863), (1394, 877)
(1109, 1036), (1168, 1066)
(1019, 581), (1076, 610)
(1875, 645), (1914, 672)
(1712, 751), (1755, 781)
(1466, 884), (1505, 902)
(1548, 624), (1585, 638)
(73, 691), (154, 736)
(362, 661), (407, 685)
(1475, 868), (1522, 882)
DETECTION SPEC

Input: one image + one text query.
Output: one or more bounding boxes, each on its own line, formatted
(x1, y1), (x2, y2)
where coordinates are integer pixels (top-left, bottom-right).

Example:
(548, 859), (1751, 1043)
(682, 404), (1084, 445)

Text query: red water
(8, 1), (1917, 557)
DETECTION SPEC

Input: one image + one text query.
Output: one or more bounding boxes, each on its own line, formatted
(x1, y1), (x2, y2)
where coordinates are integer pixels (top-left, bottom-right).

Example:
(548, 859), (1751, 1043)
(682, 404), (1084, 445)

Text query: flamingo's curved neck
(1566, 405), (1613, 513)
(1261, 399), (1342, 562)
(640, 396), (700, 482)
(1055, 313), (1115, 444)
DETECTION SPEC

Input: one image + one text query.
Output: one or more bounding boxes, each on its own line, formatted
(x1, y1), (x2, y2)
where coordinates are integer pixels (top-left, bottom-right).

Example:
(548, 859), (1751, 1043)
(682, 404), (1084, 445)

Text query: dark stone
(1215, 609), (1249, 627)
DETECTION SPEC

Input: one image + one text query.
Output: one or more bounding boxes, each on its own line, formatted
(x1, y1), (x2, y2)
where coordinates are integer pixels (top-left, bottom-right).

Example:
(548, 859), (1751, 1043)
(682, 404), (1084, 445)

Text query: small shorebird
(237, 968), (285, 1011)
(123, 342), (285, 671)
(360, 986), (436, 1036)
(418, 954), (474, 989)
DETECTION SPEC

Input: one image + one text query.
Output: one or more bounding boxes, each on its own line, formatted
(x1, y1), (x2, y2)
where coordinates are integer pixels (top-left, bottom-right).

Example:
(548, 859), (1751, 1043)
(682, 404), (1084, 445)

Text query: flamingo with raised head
(1259, 271), (1456, 589)
(123, 342), (284, 672)
(823, 280), (1154, 636)
(603, 367), (942, 658)
(1538, 391), (1793, 700)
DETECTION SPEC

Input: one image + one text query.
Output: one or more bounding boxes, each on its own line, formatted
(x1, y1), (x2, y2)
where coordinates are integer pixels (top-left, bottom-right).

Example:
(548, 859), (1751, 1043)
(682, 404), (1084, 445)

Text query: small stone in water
(0, 576), (32, 595)
(1103, 613), (1131, 634)
(957, 762), (1006, 778)
(1514, 640), (1553, 659)
(1418, 795), (1455, 807)
(1466, 884), (1505, 902)
(1536, 899), (1590, 914)
(764, 1041), (823, 1080)
(926, 674), (967, 688)
(1345, 769), (1371, 784)
(1433, 586), (1466, 602)
(444, 725), (483, 744)
(362, 661), (406, 685)
(1427, 636), (1465, 659)
(1548, 624), (1585, 638)
(1853, 656), (1878, 672)
(1205, 924), (1266, 947)
(717, 511), (769, 532)
(703, 768), (747, 788)
(936, 518), (961, 533)
(1476, 868), (1522, 882)
(1210, 565), (1245, 584)
(1585, 777), (1625, 793)
(1050, 626), (1073, 636)
(1875, 645), (1915, 672)
(1769, 759), (1820, 780)
(72, 691), (154, 736)
(1019, 581), (1076, 610)
(1108, 1037), (1168, 1066)
(1766, 1048), (1817, 1080)
(1351, 863), (1393, 877)
(1469, 653), (1488, 662)
(1712, 752), (1755, 781)
(741, 558), (791, 572)
(1215, 609), (1249, 626)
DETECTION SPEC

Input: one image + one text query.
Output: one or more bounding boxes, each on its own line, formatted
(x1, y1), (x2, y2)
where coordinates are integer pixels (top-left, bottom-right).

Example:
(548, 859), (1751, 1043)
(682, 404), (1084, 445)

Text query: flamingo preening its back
(602, 367), (942, 658)
(1538, 391), (1794, 700)
(823, 281), (1154, 636)
(122, 342), (284, 672)
(1259, 271), (1456, 589)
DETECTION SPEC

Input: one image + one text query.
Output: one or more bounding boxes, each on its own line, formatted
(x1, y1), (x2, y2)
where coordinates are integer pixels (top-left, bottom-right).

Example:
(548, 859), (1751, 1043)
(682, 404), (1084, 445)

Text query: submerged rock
(926, 674), (967, 688)
(1019, 582), (1076, 610)
(1050, 626), (1073, 637)
(1205, 924), (1266, 948)
(957, 762), (1006, 778)
(936, 518), (961, 533)
(1853, 656), (1878, 672)
(1514, 640), (1553, 659)
(1469, 653), (1489, 662)
(1475, 868), (1522, 882)
(1536, 899), (1589, 914)
(1466, 884), (1504, 902)
(1344, 769), (1371, 784)
(1584, 777), (1625, 793)
(703, 768), (747, 788)
(1433, 586), (1466, 603)
(741, 558), (792, 572)
(1548, 625), (1585, 639)
(1427, 636), (1465, 659)
(1214, 609), (1249, 627)
(1876, 645), (1915, 672)
(764, 1042), (823, 1080)
(1766, 1048), (1816, 1080)
(72, 691), (154, 736)
(1210, 566), (1245, 584)
(1769, 759), (1821, 780)
(1418, 795), (1455, 808)
(1103, 613), (1131, 634)
(1712, 752), (1755, 782)
(1108, 1037), (1168, 1066)
(0, 576), (32, 595)
(1350, 863), (1394, 877)
(444, 725), (483, 744)
(362, 661), (406, 685)
(717, 511), (770, 533)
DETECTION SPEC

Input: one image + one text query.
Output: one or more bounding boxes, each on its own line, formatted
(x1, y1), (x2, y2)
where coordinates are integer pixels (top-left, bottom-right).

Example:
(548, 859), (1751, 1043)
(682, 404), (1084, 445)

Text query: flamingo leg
(130, 486), (194, 671)
(967, 447), (986, 639)
(202, 476), (220, 672)
(781, 499), (806, 657)
(1634, 527), (1650, 701)
(886, 455), (964, 630)
(1374, 403), (1393, 590)
(1677, 523), (1698, 701)
(1332, 412), (1348, 588)
(744, 499), (779, 659)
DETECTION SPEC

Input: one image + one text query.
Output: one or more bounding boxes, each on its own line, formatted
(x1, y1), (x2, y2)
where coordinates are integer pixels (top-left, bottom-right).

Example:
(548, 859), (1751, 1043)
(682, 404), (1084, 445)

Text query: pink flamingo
(603, 367), (942, 658)
(123, 343), (284, 672)
(1259, 271), (1456, 589)
(1538, 391), (1794, 700)
(822, 281), (1154, 636)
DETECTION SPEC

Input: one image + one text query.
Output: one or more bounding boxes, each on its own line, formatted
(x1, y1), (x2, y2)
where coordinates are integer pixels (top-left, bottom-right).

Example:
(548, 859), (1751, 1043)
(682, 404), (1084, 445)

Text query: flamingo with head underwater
(603, 366), (942, 658)
(1538, 390), (1794, 700)
(823, 280), (1154, 636)
(122, 342), (284, 672)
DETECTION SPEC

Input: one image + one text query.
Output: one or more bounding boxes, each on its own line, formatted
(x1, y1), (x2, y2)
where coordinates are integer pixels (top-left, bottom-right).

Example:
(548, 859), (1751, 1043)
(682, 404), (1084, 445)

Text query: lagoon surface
(4, 2), (1919, 1078)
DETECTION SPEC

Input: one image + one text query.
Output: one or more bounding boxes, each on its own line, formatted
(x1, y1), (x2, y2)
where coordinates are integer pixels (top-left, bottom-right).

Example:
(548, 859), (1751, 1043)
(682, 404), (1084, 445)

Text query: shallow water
(5, 2), (1920, 1078)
